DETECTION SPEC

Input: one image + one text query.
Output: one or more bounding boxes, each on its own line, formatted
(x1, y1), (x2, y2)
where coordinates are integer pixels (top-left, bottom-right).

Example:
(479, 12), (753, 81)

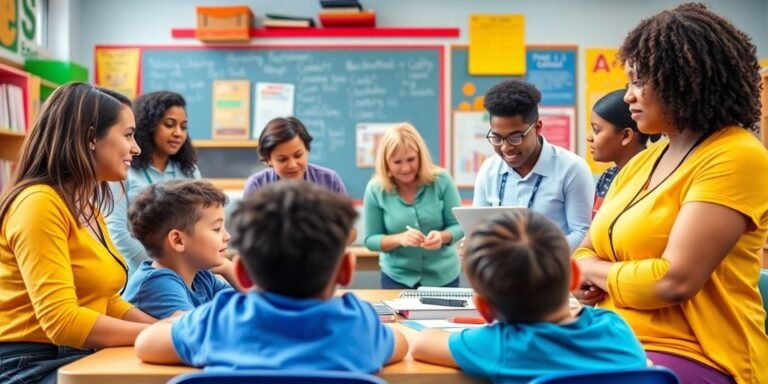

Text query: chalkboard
(139, 46), (444, 198)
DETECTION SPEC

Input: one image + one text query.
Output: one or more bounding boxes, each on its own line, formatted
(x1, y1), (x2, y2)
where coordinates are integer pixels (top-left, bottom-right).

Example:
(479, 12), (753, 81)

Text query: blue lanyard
(498, 173), (544, 208)
(142, 165), (176, 184)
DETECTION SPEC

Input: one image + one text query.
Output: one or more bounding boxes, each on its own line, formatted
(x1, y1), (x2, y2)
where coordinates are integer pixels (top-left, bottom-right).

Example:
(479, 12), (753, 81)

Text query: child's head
(464, 209), (579, 323)
(257, 117), (313, 181)
(588, 89), (659, 163)
(483, 80), (543, 171)
(132, 91), (197, 177)
(128, 180), (230, 268)
(374, 123), (437, 193)
(229, 180), (358, 299)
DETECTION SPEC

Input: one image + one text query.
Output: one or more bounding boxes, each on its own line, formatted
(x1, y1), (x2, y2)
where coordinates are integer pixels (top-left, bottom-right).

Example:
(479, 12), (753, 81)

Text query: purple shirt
(243, 163), (348, 196)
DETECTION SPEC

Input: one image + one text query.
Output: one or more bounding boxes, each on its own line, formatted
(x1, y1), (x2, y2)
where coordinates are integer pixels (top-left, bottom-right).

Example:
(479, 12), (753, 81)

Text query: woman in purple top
(243, 117), (347, 196)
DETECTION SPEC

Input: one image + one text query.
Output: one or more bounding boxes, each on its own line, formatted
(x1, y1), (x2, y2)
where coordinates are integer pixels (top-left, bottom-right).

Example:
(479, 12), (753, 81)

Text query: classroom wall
(66, 0), (768, 159)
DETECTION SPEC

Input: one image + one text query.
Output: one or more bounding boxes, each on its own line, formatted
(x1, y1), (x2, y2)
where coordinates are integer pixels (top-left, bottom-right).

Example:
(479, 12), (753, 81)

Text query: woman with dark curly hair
(573, 3), (768, 383)
(106, 91), (201, 275)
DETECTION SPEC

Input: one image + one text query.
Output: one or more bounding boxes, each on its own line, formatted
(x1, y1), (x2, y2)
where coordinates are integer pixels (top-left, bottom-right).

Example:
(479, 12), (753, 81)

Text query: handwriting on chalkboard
(140, 47), (442, 198)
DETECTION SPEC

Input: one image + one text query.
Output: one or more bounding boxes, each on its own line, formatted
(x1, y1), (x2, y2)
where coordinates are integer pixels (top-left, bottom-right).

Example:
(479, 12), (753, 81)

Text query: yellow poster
(469, 14), (525, 75)
(584, 48), (627, 174)
(95, 48), (140, 99)
(212, 80), (251, 140)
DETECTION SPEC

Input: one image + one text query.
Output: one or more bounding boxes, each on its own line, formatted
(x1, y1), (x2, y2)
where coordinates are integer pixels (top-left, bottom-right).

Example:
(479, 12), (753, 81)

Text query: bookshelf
(0, 63), (34, 191)
(171, 27), (460, 39)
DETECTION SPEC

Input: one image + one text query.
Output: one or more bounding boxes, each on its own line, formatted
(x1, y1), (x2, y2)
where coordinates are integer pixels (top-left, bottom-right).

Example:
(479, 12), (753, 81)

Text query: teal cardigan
(363, 171), (463, 287)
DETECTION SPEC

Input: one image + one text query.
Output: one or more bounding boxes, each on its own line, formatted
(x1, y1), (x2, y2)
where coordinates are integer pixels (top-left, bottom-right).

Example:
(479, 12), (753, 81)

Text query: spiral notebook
(383, 287), (478, 320)
(399, 287), (474, 299)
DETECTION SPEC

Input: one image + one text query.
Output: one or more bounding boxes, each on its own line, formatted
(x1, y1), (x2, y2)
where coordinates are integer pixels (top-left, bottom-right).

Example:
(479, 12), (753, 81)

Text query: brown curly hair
(618, 2), (762, 134)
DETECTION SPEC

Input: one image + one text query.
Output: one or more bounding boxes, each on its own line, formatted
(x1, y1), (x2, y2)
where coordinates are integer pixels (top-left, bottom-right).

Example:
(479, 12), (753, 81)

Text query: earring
(90, 144), (96, 151)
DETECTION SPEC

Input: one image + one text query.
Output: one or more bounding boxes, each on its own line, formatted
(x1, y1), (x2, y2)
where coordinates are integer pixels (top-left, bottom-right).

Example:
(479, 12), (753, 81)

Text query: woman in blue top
(363, 123), (463, 289)
(106, 91), (201, 275)
(587, 89), (659, 216)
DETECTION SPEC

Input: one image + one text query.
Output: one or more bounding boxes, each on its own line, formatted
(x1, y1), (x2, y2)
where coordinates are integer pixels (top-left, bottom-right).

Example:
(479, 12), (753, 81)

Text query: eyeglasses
(486, 121), (536, 146)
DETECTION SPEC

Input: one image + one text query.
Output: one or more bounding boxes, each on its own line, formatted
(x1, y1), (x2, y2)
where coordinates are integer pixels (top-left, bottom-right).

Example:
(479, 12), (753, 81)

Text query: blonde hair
(373, 123), (440, 193)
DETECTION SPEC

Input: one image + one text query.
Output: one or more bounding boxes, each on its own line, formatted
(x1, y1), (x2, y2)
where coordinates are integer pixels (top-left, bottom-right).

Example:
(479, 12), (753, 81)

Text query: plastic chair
(528, 366), (680, 384)
(759, 269), (768, 333)
(167, 370), (386, 384)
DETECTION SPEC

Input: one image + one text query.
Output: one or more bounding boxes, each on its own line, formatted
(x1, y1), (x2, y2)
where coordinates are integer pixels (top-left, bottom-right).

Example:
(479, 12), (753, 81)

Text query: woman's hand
(573, 281), (607, 306)
(398, 228), (425, 247)
(420, 230), (443, 250)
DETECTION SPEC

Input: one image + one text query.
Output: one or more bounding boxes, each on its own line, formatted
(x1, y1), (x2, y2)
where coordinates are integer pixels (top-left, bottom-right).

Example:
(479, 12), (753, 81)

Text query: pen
(419, 297), (467, 307)
(448, 317), (486, 324)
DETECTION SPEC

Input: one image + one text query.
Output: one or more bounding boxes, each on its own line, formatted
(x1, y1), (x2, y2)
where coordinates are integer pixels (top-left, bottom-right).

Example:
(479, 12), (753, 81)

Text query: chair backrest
(528, 366), (680, 384)
(167, 370), (386, 384)
(759, 269), (768, 333)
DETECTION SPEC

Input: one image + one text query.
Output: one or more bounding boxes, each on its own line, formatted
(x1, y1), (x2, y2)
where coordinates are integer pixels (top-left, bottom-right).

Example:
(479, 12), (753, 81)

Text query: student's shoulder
(245, 168), (277, 186)
(577, 307), (635, 331)
(308, 163), (342, 178)
(477, 154), (502, 174)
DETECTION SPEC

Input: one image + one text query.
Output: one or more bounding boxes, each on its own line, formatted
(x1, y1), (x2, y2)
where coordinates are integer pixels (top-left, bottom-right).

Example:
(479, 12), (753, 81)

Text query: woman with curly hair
(573, 3), (768, 383)
(106, 91), (201, 275)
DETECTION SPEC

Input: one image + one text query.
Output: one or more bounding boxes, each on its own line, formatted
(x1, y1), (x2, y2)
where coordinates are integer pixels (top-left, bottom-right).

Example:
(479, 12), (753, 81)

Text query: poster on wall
(525, 47), (577, 106)
(452, 110), (496, 187)
(95, 48), (141, 99)
(356, 122), (396, 168)
(468, 14), (525, 75)
(253, 82), (295, 139)
(585, 48), (626, 174)
(0, 0), (42, 63)
(211, 80), (250, 140)
(539, 107), (576, 151)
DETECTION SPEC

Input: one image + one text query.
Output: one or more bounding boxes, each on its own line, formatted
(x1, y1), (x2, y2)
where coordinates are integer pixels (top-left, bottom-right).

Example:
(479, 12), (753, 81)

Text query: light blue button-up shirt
(106, 162), (201, 275)
(472, 137), (594, 250)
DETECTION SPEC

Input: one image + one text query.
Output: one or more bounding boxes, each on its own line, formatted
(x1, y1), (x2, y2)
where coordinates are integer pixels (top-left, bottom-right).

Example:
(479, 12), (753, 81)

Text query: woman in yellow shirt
(0, 83), (156, 383)
(573, 4), (768, 383)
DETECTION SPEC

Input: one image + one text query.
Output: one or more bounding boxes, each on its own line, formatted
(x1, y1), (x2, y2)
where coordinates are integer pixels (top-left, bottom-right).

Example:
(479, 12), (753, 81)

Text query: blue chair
(759, 269), (768, 333)
(528, 366), (680, 384)
(167, 370), (386, 384)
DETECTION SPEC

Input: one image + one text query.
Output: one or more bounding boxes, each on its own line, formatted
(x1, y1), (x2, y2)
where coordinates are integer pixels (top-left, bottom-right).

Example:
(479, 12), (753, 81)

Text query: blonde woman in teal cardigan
(363, 123), (463, 289)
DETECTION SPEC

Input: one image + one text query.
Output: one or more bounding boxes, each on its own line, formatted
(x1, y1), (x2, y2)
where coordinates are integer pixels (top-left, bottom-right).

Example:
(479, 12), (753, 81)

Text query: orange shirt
(574, 127), (768, 383)
(0, 185), (133, 348)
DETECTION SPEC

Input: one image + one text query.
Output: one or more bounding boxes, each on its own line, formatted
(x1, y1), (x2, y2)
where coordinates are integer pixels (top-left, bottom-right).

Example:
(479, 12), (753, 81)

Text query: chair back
(528, 366), (680, 384)
(168, 370), (386, 384)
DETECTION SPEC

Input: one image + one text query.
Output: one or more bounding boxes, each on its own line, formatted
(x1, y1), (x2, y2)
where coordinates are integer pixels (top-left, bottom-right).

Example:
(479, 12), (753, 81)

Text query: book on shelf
(263, 13), (316, 28)
(318, 9), (375, 27)
(0, 83), (26, 132)
(319, 0), (362, 10)
(318, 7), (363, 14)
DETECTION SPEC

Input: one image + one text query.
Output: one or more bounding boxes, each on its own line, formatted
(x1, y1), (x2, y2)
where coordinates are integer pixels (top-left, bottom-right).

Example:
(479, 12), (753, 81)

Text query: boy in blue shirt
(123, 179), (234, 319)
(412, 209), (646, 383)
(135, 180), (408, 372)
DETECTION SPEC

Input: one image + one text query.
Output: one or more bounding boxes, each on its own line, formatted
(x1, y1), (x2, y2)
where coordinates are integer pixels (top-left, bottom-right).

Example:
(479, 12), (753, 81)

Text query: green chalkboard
(139, 46), (444, 198)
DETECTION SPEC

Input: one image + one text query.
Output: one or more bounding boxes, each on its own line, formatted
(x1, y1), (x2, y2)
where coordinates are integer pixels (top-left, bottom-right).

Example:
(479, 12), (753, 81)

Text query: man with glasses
(472, 79), (594, 250)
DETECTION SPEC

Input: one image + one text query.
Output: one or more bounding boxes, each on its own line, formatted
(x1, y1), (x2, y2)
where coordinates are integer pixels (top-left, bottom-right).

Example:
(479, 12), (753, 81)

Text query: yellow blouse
(574, 127), (768, 383)
(0, 185), (133, 348)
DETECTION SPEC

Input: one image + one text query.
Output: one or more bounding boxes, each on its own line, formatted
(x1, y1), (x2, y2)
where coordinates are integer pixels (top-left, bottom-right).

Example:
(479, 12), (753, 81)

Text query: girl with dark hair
(573, 4), (768, 382)
(587, 88), (659, 215)
(243, 117), (347, 196)
(106, 91), (201, 275)
(0, 83), (155, 382)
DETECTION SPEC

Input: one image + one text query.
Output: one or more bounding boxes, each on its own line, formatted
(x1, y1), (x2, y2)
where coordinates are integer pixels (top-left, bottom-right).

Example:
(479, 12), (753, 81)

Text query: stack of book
(318, 0), (375, 28)
(263, 13), (316, 29)
(0, 84), (26, 133)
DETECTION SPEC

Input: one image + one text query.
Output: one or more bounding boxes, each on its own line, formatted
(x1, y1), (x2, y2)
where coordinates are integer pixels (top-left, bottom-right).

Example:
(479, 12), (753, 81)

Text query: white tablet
(452, 206), (524, 236)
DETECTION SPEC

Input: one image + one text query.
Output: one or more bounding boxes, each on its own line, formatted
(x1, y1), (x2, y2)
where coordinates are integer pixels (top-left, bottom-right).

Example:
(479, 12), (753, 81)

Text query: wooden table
(349, 246), (380, 271)
(58, 290), (484, 384)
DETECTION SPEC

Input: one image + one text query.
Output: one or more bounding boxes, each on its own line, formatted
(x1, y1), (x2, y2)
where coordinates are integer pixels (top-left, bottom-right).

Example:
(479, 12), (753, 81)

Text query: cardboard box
(196, 6), (253, 42)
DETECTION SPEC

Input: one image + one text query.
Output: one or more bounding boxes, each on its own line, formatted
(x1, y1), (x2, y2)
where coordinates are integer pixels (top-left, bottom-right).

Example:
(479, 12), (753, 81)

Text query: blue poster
(525, 48), (577, 106)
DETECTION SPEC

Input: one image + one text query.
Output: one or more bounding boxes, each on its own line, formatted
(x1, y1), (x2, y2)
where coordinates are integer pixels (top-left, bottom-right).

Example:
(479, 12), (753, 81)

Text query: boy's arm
(411, 329), (459, 368)
(385, 327), (409, 365)
(135, 321), (182, 365)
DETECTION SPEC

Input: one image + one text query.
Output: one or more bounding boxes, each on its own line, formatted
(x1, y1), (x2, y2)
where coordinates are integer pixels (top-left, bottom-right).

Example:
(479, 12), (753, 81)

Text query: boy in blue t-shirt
(412, 209), (647, 383)
(123, 179), (234, 319)
(135, 180), (408, 372)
